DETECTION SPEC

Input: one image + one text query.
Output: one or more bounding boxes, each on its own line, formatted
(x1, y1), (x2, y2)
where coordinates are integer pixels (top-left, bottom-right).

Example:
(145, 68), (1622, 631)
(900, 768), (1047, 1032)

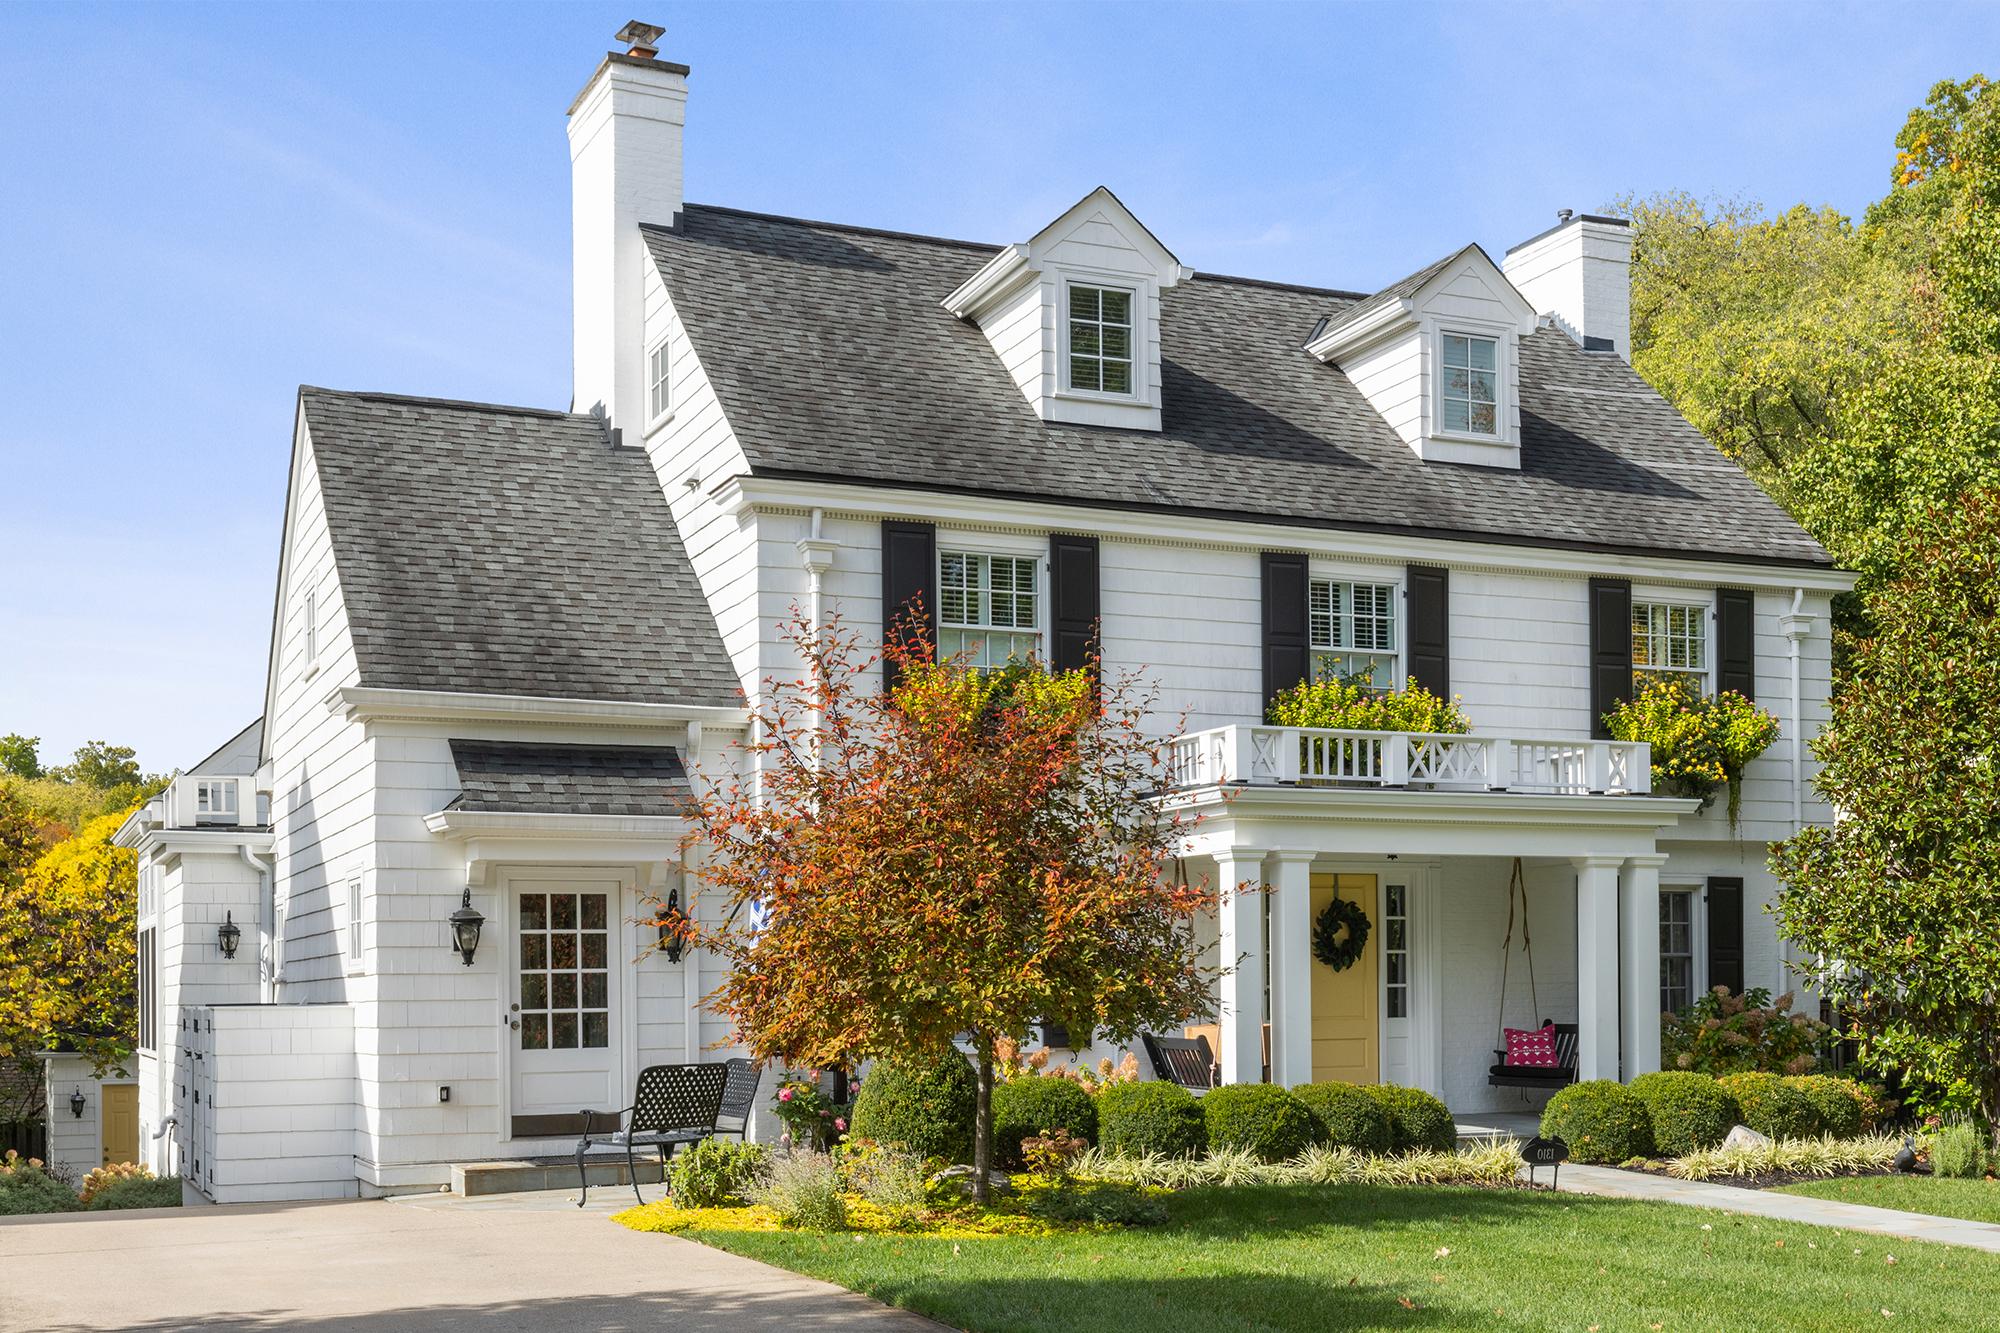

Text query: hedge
(1201, 1084), (1325, 1163)
(1784, 1075), (1864, 1140)
(1629, 1071), (1739, 1156)
(849, 1050), (978, 1163)
(990, 1074), (1099, 1169)
(1096, 1081), (1207, 1159)
(1540, 1080), (1655, 1163)
(1364, 1083), (1456, 1154)
(1293, 1081), (1393, 1154)
(1717, 1072), (1821, 1140)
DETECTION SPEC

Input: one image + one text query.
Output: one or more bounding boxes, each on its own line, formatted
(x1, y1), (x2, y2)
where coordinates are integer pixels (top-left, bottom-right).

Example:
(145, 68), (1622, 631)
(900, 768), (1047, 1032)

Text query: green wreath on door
(1312, 895), (1372, 972)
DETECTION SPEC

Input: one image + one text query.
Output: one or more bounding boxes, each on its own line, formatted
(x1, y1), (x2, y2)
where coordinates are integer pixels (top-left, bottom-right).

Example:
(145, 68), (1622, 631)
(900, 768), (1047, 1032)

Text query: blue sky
(2, 0), (1995, 775)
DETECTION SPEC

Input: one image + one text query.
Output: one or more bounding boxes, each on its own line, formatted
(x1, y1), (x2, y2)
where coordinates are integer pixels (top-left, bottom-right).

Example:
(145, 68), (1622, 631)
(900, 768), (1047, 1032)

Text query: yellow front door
(101, 1084), (138, 1167)
(1311, 873), (1379, 1084)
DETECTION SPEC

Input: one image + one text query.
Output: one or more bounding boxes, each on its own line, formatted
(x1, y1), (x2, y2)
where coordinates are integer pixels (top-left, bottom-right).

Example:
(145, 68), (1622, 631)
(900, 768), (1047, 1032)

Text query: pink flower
(778, 1087), (794, 1102)
(834, 1117), (847, 1131)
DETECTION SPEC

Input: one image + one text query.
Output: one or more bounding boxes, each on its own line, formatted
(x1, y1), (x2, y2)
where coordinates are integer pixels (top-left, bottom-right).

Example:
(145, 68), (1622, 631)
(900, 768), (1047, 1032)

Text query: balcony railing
(1167, 726), (1651, 796)
(158, 773), (267, 829)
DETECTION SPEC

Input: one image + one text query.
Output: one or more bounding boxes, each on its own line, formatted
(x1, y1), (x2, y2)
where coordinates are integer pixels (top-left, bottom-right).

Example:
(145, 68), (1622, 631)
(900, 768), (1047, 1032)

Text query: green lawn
(678, 1184), (2000, 1332)
(1777, 1174), (2000, 1225)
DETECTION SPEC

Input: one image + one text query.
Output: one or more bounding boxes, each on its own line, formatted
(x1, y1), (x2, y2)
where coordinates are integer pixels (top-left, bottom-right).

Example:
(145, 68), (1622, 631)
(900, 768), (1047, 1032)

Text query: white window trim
(1307, 571), (1403, 689)
(1632, 589), (1716, 689)
(937, 541), (1048, 666)
(645, 334), (674, 431)
(1058, 278), (1142, 403)
(1437, 330), (1502, 439)
(301, 588), (319, 678)
(1423, 317), (1519, 449)
(1660, 884), (1707, 1014)
(342, 873), (365, 972)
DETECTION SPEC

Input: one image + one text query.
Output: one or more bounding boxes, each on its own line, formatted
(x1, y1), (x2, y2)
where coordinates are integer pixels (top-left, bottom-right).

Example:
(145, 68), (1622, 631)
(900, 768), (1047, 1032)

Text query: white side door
(508, 877), (622, 1136)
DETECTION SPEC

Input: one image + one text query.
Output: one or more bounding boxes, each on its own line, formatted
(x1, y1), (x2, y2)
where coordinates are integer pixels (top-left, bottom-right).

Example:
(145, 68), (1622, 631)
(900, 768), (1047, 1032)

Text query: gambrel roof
(644, 205), (1831, 568)
(300, 387), (739, 707)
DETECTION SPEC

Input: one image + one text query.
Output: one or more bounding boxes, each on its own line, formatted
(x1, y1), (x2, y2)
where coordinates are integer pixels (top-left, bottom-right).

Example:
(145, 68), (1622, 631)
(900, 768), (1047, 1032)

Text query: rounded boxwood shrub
(1784, 1075), (1864, 1139)
(1294, 1081), (1393, 1153)
(1096, 1081), (1207, 1159)
(1202, 1084), (1325, 1163)
(1540, 1080), (1655, 1164)
(849, 1050), (978, 1163)
(1364, 1083), (1456, 1154)
(990, 1074), (1099, 1169)
(1629, 1071), (1739, 1156)
(1717, 1072), (1821, 1140)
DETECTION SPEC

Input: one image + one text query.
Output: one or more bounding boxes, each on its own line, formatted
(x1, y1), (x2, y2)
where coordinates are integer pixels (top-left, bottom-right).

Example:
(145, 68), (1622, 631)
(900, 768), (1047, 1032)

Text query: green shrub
(1717, 1072), (1821, 1139)
(1201, 1084), (1325, 1163)
(1931, 1122), (1991, 1179)
(1293, 1081), (1393, 1153)
(666, 1137), (769, 1208)
(1268, 676), (1470, 733)
(83, 1174), (182, 1211)
(0, 1151), (76, 1216)
(1364, 1084), (1456, 1154)
(1020, 1178), (1169, 1226)
(1095, 1081), (1207, 1159)
(990, 1074), (1099, 1169)
(1784, 1075), (1865, 1140)
(839, 1141), (933, 1210)
(1661, 985), (1829, 1076)
(748, 1150), (847, 1229)
(849, 1050), (978, 1164)
(1629, 1071), (1739, 1156)
(1540, 1081), (1655, 1164)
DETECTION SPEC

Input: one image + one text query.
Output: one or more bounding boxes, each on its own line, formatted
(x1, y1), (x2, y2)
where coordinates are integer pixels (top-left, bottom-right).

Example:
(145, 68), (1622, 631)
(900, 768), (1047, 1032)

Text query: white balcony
(1167, 725), (1650, 796)
(159, 774), (268, 829)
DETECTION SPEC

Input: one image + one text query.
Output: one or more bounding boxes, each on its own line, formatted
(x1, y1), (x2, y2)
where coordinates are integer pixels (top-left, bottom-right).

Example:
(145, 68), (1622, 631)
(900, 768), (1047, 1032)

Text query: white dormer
(1306, 244), (1538, 469)
(944, 187), (1192, 431)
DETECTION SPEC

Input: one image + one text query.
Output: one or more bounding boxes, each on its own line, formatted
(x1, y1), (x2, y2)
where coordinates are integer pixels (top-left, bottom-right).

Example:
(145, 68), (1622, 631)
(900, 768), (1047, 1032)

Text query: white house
(117, 23), (1849, 1202)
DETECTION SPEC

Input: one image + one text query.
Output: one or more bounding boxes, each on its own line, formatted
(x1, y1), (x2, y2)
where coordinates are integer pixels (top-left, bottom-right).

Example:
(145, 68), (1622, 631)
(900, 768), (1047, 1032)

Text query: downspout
(239, 845), (275, 1003)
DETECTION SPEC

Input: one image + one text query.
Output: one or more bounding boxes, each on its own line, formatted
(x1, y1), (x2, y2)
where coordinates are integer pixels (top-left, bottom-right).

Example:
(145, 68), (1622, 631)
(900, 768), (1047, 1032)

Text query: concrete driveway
(0, 1190), (944, 1332)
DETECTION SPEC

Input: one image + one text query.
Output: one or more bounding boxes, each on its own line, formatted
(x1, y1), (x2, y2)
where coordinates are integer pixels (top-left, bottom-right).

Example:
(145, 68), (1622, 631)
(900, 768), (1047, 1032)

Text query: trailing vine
(1312, 896), (1371, 972)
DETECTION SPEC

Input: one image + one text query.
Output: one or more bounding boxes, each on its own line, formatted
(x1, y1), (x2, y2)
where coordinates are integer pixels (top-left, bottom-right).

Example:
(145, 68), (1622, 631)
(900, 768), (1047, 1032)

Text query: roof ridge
(666, 204), (1003, 254)
(1193, 270), (1369, 301)
(299, 385), (585, 422)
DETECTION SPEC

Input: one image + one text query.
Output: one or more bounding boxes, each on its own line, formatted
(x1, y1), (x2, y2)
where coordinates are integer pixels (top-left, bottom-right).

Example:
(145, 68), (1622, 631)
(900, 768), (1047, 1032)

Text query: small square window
(1066, 285), (1134, 396)
(647, 340), (671, 422)
(1441, 333), (1499, 436)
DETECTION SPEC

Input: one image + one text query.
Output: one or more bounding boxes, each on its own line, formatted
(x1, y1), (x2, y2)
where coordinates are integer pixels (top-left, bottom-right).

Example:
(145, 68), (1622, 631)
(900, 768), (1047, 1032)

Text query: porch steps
(452, 1154), (665, 1198)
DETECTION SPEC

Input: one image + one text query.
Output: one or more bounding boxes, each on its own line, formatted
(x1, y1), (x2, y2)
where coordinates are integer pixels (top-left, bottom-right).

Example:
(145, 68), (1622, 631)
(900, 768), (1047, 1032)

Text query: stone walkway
(1549, 1163), (2000, 1254)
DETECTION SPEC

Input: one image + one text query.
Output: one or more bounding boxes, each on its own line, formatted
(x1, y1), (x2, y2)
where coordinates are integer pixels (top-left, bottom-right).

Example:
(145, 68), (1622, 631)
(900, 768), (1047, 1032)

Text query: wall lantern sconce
(448, 887), (485, 967)
(217, 912), (242, 960)
(657, 886), (689, 964)
(69, 1086), (86, 1119)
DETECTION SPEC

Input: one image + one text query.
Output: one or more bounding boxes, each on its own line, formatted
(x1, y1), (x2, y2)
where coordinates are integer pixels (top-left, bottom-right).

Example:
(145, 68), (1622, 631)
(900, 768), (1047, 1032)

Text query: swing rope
(1494, 856), (1539, 1046)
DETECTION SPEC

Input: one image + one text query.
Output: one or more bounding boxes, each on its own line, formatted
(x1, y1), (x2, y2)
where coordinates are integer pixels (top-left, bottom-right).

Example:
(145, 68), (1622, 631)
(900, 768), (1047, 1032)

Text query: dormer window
(1066, 285), (1134, 396)
(1440, 333), (1498, 436)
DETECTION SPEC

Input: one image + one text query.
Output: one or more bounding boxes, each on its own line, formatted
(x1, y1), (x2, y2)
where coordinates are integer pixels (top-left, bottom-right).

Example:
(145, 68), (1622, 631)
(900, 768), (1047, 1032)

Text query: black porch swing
(1487, 857), (1579, 1091)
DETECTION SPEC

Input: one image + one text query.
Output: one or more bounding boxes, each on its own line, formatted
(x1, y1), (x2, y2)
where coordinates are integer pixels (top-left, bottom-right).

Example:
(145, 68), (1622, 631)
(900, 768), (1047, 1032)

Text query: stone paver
(1549, 1163), (2000, 1254)
(0, 1189), (942, 1332)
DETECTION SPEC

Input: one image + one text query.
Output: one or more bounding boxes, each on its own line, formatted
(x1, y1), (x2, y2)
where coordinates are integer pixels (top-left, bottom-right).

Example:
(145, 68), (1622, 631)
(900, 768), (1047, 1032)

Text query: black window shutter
(880, 520), (936, 690)
(1706, 877), (1745, 996)
(1262, 552), (1310, 707)
(1406, 564), (1450, 698)
(1050, 534), (1100, 674)
(1588, 577), (1634, 739)
(1717, 588), (1755, 699)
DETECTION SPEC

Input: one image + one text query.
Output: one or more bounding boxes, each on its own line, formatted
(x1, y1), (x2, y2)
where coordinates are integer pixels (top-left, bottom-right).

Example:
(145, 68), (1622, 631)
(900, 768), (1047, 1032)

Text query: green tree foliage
(50, 741), (143, 793)
(1773, 492), (2000, 1140)
(0, 736), (42, 781)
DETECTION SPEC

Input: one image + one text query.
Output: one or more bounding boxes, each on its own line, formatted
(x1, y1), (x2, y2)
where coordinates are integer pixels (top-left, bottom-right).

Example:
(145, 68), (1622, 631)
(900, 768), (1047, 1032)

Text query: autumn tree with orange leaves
(668, 616), (1217, 1200)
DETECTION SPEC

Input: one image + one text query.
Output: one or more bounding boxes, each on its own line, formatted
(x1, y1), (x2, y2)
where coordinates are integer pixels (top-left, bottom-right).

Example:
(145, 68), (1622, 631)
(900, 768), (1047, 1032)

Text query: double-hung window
(302, 589), (319, 670)
(1440, 333), (1499, 436)
(1632, 600), (1707, 683)
(1309, 578), (1398, 690)
(647, 338), (671, 422)
(1660, 889), (1696, 1014)
(138, 927), (157, 1052)
(939, 550), (1041, 668)
(1066, 284), (1134, 396)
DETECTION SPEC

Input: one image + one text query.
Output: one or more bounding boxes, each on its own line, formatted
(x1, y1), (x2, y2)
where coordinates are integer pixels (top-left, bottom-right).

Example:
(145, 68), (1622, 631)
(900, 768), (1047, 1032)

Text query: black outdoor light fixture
(69, 1086), (85, 1119)
(217, 912), (242, 960)
(657, 886), (688, 964)
(449, 886), (485, 967)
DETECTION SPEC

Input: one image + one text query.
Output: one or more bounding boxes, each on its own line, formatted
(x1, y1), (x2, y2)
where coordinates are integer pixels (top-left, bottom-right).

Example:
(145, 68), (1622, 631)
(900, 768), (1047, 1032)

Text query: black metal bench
(1487, 1023), (1580, 1090)
(713, 1057), (760, 1140)
(575, 1061), (729, 1206)
(1141, 1032), (1218, 1092)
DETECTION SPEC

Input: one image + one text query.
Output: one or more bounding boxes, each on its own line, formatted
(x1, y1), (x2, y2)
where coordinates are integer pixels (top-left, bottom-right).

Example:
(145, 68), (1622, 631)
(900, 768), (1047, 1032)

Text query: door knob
(509, 1020), (521, 1031)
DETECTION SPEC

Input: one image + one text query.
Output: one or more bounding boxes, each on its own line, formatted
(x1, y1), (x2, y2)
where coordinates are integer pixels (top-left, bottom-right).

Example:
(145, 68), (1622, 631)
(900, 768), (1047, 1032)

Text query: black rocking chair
(575, 1062), (729, 1206)
(713, 1058), (760, 1140)
(1141, 1032), (1219, 1091)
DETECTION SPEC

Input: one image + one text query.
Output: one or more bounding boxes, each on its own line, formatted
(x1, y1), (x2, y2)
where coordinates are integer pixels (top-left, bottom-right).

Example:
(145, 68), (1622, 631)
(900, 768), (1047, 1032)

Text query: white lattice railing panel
(1167, 726), (1648, 796)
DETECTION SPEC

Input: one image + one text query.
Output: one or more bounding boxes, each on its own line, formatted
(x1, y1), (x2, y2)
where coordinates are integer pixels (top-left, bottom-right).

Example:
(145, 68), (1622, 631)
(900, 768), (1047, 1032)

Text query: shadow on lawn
(1162, 1180), (1589, 1240)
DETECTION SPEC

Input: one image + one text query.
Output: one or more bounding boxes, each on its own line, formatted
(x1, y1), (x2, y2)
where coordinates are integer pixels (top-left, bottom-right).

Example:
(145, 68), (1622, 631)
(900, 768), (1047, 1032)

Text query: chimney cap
(1556, 208), (1575, 225)
(615, 20), (665, 59)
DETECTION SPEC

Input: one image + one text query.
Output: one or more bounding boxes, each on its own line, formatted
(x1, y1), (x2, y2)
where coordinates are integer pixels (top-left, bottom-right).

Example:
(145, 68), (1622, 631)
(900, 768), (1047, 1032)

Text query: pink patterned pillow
(1504, 1024), (1558, 1067)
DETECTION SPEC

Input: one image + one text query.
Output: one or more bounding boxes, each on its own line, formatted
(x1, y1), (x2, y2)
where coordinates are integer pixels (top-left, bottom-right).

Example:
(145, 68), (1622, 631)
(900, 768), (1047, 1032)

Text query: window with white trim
(1632, 601), (1707, 679)
(138, 927), (157, 1051)
(1309, 578), (1398, 690)
(1440, 332), (1499, 435)
(647, 338), (671, 422)
(345, 875), (364, 965)
(939, 550), (1042, 668)
(1660, 889), (1696, 1014)
(302, 589), (319, 669)
(1383, 882), (1409, 1020)
(1065, 284), (1134, 395)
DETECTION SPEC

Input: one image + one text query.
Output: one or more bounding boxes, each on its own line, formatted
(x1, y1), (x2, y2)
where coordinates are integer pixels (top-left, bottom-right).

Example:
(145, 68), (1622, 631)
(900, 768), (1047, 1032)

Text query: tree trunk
(972, 1034), (994, 1205)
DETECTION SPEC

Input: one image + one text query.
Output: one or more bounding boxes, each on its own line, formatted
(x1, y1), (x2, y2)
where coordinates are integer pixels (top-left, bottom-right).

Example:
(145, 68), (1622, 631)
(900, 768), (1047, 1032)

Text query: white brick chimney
(567, 21), (686, 434)
(1502, 212), (1633, 361)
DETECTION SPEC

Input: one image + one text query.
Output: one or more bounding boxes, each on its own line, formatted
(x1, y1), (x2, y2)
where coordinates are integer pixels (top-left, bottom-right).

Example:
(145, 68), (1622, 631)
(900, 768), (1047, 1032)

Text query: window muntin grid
(940, 550), (1042, 668)
(518, 891), (610, 1050)
(1660, 890), (1695, 1015)
(1309, 579), (1398, 690)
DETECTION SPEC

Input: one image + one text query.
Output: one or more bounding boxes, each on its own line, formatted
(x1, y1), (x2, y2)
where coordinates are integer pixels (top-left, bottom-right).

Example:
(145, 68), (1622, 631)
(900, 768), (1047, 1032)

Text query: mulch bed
(1610, 1160), (1907, 1190)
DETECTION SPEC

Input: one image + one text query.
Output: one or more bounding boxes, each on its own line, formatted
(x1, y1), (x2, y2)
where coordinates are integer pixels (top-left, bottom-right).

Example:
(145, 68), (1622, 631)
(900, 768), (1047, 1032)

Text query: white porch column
(1620, 854), (1667, 1080)
(1572, 856), (1623, 1082)
(1213, 848), (1268, 1084)
(1267, 851), (1317, 1087)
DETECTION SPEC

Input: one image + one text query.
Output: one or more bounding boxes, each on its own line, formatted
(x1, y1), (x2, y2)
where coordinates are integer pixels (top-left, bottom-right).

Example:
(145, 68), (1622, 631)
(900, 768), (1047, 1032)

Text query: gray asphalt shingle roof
(645, 206), (1830, 568)
(446, 740), (693, 817)
(301, 387), (740, 707)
